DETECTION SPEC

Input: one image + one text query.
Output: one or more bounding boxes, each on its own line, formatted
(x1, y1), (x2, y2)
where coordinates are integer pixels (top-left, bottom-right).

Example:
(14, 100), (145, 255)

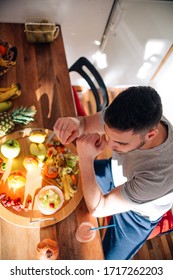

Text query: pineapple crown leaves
(11, 105), (37, 125)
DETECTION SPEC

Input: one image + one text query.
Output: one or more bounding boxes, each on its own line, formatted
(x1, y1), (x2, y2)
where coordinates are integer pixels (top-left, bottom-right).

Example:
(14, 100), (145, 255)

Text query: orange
(43, 164), (58, 179)
(0, 45), (6, 57)
(7, 171), (26, 191)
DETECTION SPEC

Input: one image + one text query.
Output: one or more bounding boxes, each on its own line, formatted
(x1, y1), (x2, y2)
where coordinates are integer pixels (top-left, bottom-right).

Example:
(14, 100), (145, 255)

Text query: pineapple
(0, 106), (37, 136)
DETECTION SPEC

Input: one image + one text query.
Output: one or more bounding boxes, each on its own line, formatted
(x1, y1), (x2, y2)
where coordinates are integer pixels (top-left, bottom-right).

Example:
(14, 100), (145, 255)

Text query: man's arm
(53, 112), (105, 145)
(76, 133), (133, 217)
(83, 112), (105, 134)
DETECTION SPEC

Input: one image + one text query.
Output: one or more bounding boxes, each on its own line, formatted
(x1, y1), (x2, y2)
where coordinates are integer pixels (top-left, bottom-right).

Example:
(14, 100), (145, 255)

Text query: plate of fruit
(0, 128), (82, 227)
(0, 39), (17, 76)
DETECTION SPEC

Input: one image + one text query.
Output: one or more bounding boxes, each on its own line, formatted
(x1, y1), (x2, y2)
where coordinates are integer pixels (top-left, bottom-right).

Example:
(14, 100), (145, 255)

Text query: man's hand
(53, 117), (84, 145)
(76, 133), (107, 160)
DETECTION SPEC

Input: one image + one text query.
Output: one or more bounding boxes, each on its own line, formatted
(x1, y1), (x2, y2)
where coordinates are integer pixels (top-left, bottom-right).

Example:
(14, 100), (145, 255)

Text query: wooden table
(0, 23), (104, 260)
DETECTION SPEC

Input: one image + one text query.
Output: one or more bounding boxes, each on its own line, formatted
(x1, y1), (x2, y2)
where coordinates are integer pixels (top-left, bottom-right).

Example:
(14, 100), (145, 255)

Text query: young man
(53, 86), (173, 259)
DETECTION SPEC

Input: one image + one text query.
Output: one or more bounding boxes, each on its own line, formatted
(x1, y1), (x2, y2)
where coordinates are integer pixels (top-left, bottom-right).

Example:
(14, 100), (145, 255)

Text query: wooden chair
(69, 57), (109, 114)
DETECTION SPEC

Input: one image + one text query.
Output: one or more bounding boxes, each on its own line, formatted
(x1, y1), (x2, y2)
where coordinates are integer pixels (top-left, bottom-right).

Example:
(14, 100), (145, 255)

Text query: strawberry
(49, 202), (55, 208)
(0, 45), (6, 57)
(0, 192), (6, 199)
(1, 198), (8, 207)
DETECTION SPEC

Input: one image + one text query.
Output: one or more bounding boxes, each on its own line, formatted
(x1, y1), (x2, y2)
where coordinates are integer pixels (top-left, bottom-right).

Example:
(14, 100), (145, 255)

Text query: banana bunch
(0, 83), (21, 103)
(0, 100), (13, 113)
(61, 174), (77, 201)
(0, 58), (16, 76)
(0, 58), (16, 68)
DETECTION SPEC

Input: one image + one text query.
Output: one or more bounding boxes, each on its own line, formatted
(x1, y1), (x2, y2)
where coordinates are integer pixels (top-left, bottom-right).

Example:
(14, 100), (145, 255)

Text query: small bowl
(37, 185), (64, 215)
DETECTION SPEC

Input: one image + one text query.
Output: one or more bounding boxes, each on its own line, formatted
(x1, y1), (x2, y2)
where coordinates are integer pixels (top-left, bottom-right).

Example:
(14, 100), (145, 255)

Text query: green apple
(1, 139), (21, 159)
(30, 143), (46, 161)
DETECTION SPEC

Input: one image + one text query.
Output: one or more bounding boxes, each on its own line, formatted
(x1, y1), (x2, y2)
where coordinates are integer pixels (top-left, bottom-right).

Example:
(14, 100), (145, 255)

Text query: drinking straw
(90, 223), (116, 231)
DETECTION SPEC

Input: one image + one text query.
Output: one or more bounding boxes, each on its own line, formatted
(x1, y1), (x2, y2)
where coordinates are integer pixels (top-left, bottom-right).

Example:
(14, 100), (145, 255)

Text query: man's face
(104, 124), (148, 153)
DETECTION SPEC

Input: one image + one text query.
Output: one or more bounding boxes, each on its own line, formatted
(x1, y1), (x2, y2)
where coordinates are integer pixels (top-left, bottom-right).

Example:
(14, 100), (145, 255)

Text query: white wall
(101, 0), (173, 123)
(102, 1), (173, 85)
(150, 48), (173, 123)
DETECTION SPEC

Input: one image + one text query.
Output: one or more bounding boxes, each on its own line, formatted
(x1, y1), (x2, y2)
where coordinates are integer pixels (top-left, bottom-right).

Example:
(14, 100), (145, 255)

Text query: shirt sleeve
(120, 175), (170, 204)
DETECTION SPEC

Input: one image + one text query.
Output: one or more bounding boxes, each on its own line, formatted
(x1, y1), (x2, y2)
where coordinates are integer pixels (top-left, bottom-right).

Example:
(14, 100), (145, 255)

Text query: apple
(23, 155), (39, 171)
(30, 143), (46, 161)
(29, 131), (46, 144)
(0, 139), (21, 159)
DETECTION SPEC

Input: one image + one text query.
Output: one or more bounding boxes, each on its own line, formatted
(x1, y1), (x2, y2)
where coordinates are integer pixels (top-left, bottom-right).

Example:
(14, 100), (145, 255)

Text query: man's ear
(146, 128), (158, 140)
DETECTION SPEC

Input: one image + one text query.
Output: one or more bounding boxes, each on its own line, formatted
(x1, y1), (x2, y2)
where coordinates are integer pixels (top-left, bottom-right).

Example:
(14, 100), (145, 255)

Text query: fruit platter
(0, 128), (83, 228)
(0, 39), (17, 76)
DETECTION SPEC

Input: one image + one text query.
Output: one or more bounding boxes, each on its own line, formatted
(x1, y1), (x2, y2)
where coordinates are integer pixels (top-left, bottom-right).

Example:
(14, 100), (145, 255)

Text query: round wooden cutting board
(0, 128), (83, 228)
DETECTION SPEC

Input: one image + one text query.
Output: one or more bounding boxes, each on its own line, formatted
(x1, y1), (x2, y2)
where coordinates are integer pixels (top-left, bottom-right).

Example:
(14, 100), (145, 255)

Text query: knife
(29, 217), (56, 224)
(46, 131), (55, 144)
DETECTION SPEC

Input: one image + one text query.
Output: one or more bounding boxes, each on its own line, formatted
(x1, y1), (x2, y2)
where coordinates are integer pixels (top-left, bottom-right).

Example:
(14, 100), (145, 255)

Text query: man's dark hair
(104, 86), (162, 132)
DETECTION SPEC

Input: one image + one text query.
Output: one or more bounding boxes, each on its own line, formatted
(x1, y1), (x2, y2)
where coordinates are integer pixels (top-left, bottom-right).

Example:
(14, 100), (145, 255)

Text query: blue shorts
(94, 158), (161, 260)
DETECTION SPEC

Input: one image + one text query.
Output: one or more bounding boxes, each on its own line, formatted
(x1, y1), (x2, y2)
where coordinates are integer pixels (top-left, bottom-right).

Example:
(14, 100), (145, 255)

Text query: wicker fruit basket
(25, 18), (59, 43)
(0, 39), (17, 76)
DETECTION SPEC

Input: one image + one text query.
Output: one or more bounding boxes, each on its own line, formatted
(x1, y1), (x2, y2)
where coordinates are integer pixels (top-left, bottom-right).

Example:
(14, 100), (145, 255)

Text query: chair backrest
(69, 57), (109, 112)
(72, 86), (86, 116)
